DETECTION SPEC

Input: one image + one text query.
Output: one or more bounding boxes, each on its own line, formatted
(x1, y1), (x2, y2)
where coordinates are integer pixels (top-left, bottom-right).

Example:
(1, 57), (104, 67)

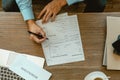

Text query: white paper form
(36, 14), (85, 66)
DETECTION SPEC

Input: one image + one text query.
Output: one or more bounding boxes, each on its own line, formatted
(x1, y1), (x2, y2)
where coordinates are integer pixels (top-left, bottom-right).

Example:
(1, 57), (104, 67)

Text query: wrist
(26, 20), (35, 28)
(26, 20), (36, 30)
(27, 20), (35, 25)
(54, 0), (67, 7)
(60, 0), (67, 7)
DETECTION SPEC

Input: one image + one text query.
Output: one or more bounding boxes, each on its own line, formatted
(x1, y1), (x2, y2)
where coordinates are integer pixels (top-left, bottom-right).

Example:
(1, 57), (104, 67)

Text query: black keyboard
(0, 66), (24, 80)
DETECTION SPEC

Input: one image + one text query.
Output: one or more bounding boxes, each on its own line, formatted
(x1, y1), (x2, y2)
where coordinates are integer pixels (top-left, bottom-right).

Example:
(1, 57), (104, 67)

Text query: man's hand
(37, 0), (67, 23)
(27, 20), (46, 43)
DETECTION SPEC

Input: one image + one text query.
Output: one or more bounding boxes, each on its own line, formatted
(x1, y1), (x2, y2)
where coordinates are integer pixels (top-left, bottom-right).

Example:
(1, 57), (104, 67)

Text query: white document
(25, 54), (45, 67)
(0, 49), (12, 67)
(36, 14), (85, 66)
(9, 55), (52, 80)
(7, 52), (45, 68)
(0, 49), (45, 68)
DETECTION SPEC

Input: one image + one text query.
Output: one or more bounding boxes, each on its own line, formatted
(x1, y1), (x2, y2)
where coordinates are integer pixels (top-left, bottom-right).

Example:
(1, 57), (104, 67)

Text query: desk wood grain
(0, 12), (120, 80)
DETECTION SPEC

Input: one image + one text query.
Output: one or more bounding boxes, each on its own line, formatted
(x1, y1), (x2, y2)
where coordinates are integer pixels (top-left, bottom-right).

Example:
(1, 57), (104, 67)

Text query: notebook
(103, 16), (120, 70)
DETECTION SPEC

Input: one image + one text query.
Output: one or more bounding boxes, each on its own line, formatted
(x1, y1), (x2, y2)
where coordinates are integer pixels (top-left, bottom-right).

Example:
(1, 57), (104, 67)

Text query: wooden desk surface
(0, 12), (120, 80)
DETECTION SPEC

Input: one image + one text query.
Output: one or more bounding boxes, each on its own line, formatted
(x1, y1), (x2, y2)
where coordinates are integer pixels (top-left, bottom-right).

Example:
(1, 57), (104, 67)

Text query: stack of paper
(103, 16), (120, 70)
(0, 49), (52, 80)
(36, 13), (85, 66)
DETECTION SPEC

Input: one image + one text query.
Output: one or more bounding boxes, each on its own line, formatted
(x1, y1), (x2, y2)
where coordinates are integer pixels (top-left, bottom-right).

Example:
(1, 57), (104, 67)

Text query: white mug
(84, 71), (109, 80)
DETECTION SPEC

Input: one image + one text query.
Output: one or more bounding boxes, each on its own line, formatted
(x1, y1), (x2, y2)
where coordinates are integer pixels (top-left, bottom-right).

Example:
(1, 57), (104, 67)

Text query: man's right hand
(27, 20), (47, 43)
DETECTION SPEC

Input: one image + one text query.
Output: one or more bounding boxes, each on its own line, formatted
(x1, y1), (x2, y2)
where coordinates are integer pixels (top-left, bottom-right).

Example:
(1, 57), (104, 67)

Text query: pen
(28, 31), (48, 40)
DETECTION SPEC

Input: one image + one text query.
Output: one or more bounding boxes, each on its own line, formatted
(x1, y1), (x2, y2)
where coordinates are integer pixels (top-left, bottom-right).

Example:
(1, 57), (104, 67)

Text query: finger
(45, 12), (53, 22)
(40, 31), (46, 37)
(51, 13), (56, 22)
(37, 8), (46, 19)
(42, 10), (50, 23)
(30, 34), (46, 43)
(38, 38), (46, 43)
(37, 27), (46, 38)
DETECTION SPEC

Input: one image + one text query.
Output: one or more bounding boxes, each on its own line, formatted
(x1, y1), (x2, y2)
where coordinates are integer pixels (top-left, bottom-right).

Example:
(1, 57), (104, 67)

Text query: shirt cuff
(20, 7), (34, 21)
(66, 0), (84, 5)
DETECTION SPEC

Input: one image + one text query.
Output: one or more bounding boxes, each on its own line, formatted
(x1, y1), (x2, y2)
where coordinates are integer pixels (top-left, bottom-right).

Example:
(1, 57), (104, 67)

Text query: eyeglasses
(112, 35), (120, 55)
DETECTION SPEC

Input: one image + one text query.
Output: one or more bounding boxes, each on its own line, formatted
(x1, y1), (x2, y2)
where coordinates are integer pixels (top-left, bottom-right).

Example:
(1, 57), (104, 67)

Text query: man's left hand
(37, 0), (67, 23)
